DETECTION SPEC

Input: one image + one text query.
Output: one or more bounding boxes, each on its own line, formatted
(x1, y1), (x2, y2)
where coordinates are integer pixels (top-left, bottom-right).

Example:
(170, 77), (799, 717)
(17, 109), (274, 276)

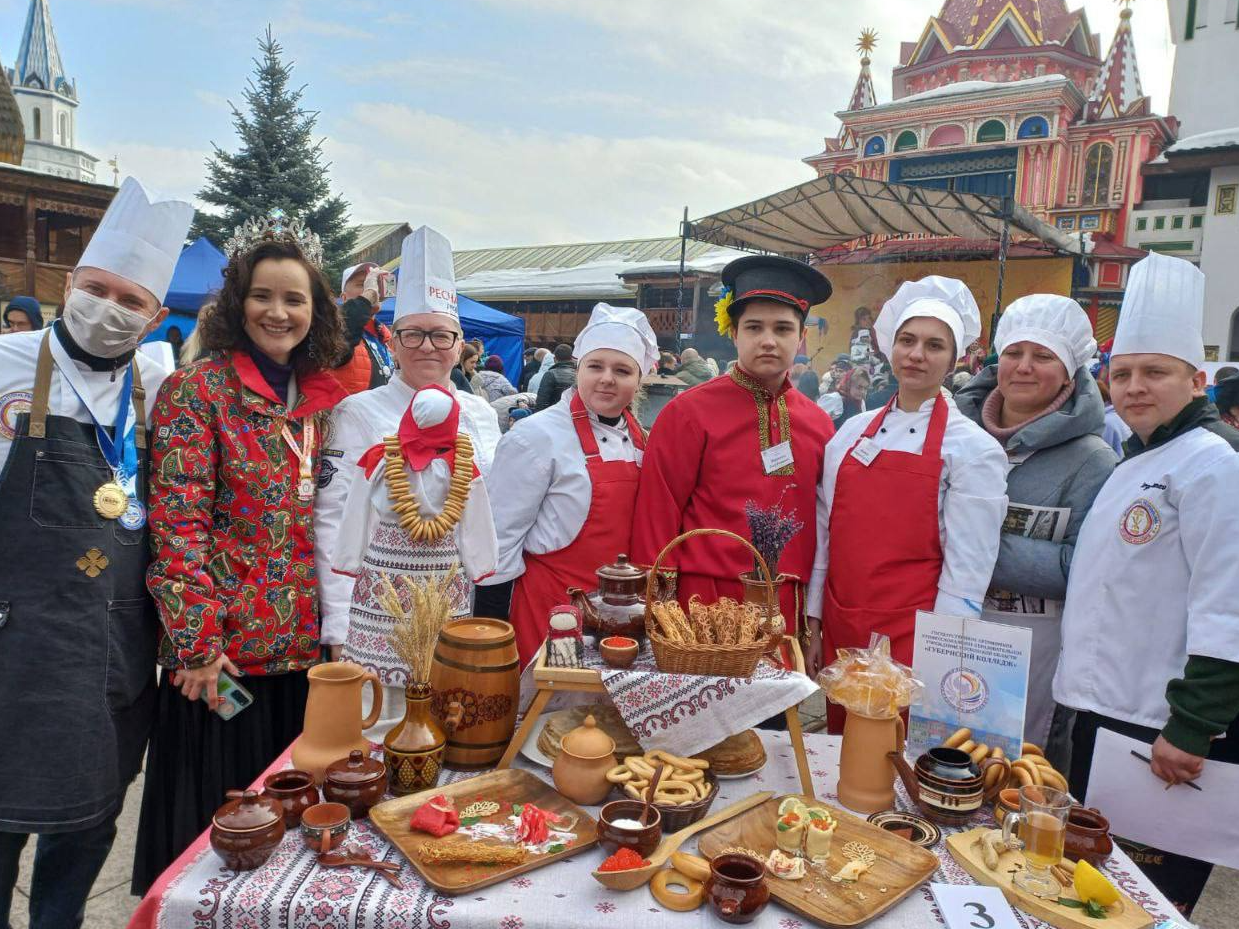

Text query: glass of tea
(1001, 785), (1071, 897)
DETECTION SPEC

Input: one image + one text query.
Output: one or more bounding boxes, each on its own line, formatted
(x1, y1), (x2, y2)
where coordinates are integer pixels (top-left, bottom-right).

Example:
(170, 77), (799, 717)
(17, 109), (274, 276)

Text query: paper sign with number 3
(929, 883), (1021, 929)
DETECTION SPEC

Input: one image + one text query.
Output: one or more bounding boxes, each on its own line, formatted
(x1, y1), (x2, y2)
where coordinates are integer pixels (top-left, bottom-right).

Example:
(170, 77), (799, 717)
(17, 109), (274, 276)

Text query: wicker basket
(653, 773), (719, 831)
(644, 528), (777, 678)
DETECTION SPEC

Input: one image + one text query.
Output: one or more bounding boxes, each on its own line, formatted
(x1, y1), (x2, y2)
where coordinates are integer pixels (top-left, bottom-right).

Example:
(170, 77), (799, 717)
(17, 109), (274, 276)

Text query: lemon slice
(778, 797), (808, 818)
(1074, 859), (1120, 908)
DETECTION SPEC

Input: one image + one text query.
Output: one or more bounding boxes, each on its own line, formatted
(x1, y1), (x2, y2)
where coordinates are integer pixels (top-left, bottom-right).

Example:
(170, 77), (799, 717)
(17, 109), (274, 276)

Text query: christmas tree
(192, 27), (356, 278)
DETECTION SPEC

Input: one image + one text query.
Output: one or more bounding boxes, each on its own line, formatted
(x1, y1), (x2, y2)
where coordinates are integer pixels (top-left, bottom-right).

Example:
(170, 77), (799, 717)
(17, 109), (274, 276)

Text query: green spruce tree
(191, 27), (356, 278)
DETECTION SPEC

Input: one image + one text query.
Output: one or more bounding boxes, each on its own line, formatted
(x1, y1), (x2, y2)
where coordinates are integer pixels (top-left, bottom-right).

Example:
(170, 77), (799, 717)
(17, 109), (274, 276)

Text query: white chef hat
(1111, 253), (1205, 369)
(573, 302), (660, 374)
(394, 226), (457, 324)
(77, 177), (194, 304)
(995, 294), (1096, 373)
(875, 275), (981, 361)
(411, 385), (455, 428)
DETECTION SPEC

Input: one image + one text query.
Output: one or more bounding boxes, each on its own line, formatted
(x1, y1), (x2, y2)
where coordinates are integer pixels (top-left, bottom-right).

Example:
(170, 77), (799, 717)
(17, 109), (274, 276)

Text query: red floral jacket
(147, 351), (346, 675)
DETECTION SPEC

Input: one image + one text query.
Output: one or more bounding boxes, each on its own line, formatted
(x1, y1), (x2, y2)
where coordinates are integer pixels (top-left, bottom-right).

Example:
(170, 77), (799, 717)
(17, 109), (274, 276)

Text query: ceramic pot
(210, 790), (285, 871)
(739, 571), (785, 654)
(291, 661), (383, 785)
(429, 617), (520, 770)
(551, 713), (617, 805)
(568, 554), (649, 641)
(837, 712), (905, 814)
(323, 750), (389, 819)
(889, 746), (1010, 826)
(993, 787), (1020, 825)
(385, 682), (457, 795)
(1065, 806), (1114, 866)
(597, 800), (662, 857)
(261, 769), (319, 828)
(300, 801), (351, 853)
(705, 853), (769, 924)
(599, 636), (639, 669)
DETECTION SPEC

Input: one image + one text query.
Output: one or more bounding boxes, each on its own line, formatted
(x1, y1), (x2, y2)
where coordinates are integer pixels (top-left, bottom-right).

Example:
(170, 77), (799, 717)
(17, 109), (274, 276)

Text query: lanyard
(364, 331), (393, 376)
(62, 363), (138, 494)
(281, 416), (316, 501)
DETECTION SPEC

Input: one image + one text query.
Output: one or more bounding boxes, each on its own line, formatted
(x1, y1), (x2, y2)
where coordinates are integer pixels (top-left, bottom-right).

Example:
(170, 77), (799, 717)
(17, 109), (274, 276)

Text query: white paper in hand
(930, 883), (1021, 929)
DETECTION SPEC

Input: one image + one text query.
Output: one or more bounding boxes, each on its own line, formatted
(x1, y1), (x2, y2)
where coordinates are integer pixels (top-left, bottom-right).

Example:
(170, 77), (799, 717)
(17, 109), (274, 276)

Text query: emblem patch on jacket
(0, 390), (32, 441)
(1119, 498), (1161, 545)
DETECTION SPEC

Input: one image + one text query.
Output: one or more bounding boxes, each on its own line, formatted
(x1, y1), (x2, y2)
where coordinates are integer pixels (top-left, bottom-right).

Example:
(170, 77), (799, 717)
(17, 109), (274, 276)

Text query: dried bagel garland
(605, 750), (713, 805)
(384, 433), (475, 542)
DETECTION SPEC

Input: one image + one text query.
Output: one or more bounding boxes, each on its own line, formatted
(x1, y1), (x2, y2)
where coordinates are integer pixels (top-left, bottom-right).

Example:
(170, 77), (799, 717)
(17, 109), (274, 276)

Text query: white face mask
(62, 288), (154, 358)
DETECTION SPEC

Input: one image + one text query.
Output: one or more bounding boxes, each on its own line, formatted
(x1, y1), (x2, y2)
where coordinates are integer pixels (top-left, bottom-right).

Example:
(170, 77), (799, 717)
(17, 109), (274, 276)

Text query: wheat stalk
(381, 565), (460, 682)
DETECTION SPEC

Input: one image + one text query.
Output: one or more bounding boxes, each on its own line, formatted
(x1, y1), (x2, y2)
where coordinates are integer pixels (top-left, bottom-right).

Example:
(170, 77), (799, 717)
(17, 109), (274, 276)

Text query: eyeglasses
(393, 328), (459, 350)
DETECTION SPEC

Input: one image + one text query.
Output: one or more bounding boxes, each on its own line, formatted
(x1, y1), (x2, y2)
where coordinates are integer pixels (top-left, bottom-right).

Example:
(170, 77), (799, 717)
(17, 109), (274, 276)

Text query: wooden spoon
(641, 764), (666, 826)
(591, 791), (773, 891)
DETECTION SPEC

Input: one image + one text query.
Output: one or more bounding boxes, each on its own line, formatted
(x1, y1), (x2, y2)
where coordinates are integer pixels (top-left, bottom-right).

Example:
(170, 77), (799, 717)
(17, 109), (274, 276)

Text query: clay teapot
(551, 713), (617, 805)
(568, 554), (648, 641)
(291, 661), (383, 785)
(888, 746), (1010, 826)
(210, 789), (285, 871)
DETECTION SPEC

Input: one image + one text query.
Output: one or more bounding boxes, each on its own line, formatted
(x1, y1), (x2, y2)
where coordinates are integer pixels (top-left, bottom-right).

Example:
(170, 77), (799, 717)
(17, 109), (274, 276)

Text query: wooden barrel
(428, 617), (520, 770)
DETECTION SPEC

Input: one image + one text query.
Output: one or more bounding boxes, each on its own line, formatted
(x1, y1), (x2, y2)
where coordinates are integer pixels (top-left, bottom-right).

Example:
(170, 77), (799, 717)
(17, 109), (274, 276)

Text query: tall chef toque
(875, 275), (981, 361)
(1111, 253), (1206, 369)
(394, 226), (457, 324)
(573, 302), (660, 374)
(77, 177), (194, 304)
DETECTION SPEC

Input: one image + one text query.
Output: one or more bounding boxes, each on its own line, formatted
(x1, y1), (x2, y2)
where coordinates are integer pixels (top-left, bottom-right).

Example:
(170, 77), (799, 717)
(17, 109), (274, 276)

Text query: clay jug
(739, 571), (786, 654)
(292, 661), (383, 785)
(837, 712), (905, 814)
(385, 682), (462, 795)
(429, 617), (520, 770)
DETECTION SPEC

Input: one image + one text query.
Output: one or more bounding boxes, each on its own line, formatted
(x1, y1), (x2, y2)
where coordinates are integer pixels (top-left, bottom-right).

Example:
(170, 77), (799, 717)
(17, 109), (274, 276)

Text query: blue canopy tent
(377, 292), (525, 386)
(145, 237), (227, 343)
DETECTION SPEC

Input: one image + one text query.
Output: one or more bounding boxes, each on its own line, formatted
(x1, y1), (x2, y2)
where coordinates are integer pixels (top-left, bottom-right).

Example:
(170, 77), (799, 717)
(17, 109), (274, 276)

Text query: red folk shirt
(630, 368), (834, 626)
(146, 351), (346, 675)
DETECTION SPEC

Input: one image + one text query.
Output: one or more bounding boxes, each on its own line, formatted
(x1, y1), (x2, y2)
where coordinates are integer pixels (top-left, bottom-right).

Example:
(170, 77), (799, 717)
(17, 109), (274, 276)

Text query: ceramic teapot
(568, 554), (648, 641)
(551, 713), (617, 805)
(888, 745), (1010, 826)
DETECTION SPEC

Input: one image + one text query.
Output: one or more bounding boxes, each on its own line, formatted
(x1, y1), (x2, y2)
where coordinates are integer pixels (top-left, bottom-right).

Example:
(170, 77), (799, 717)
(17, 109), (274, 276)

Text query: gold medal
(94, 481), (129, 520)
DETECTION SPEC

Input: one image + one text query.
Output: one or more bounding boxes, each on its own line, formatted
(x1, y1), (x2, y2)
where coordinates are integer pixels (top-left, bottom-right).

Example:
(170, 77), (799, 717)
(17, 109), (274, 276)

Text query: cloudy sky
(3, 0), (1176, 248)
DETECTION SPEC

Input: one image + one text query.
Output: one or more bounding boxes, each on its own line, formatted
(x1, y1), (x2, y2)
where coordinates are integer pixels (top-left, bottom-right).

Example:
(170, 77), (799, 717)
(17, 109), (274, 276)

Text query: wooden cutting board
(946, 828), (1153, 929)
(369, 768), (598, 894)
(697, 794), (939, 927)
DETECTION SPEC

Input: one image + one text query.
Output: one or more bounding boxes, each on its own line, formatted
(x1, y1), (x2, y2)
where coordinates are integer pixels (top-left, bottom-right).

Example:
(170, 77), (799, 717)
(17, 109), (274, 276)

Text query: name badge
(761, 441), (794, 474)
(850, 437), (881, 467)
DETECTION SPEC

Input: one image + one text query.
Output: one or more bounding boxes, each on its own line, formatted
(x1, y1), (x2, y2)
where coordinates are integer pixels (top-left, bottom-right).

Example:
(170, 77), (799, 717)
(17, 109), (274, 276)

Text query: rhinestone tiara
(223, 207), (325, 268)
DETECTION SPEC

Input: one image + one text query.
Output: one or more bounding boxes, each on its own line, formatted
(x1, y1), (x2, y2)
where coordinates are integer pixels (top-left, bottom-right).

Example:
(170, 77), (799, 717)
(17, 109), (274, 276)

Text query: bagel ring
(650, 868), (705, 912)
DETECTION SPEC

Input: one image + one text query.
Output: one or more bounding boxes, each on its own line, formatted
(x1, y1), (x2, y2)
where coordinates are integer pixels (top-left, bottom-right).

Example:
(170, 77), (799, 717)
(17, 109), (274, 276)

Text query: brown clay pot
(428, 618), (520, 770)
(551, 714), (616, 805)
(599, 636), (639, 669)
(300, 801), (351, 854)
(323, 750), (388, 819)
(210, 790), (285, 871)
(889, 746), (1010, 826)
(597, 800), (662, 857)
(1065, 805), (1114, 866)
(291, 661), (383, 785)
(706, 853), (770, 924)
(568, 554), (649, 641)
(262, 769), (319, 828)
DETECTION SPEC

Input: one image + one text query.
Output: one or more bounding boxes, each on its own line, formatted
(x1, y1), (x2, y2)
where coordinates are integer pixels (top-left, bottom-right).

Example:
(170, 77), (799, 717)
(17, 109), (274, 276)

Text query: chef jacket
(0, 328), (169, 473)
(484, 389), (640, 585)
(314, 376), (500, 645)
(1053, 426), (1239, 730)
(806, 394), (1008, 617)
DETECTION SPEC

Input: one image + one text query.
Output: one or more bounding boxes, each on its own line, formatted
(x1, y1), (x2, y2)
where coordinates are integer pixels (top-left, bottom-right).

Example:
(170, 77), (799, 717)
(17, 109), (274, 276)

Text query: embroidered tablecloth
(130, 731), (1178, 929)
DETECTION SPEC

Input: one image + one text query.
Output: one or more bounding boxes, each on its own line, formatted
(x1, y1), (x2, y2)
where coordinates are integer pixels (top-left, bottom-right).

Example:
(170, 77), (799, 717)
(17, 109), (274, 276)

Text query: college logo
(941, 668), (989, 714)
(1120, 498), (1161, 545)
(0, 391), (33, 441)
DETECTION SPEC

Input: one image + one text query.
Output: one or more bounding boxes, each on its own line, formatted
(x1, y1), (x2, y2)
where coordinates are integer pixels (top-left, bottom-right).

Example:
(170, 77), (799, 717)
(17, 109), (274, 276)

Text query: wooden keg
(428, 617), (520, 769)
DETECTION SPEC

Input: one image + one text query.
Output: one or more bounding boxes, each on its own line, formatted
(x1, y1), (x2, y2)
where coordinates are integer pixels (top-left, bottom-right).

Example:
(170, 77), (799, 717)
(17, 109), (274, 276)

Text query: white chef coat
(816, 391), (844, 420)
(0, 328), (169, 474)
(1053, 426), (1239, 729)
(314, 376), (500, 645)
(806, 394), (1008, 617)
(484, 389), (640, 585)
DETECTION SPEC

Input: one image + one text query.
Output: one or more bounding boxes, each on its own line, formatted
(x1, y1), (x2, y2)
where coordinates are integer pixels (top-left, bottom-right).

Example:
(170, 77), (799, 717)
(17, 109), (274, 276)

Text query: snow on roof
(876, 74), (1069, 110)
(1167, 127), (1239, 154)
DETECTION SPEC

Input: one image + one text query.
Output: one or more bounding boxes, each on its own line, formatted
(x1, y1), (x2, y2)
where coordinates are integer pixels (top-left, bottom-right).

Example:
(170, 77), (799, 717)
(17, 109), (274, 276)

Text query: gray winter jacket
(954, 366), (1117, 599)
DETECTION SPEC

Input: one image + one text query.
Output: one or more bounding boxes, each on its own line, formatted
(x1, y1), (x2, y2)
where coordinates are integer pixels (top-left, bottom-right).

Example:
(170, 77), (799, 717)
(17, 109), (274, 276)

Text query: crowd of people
(0, 175), (1236, 928)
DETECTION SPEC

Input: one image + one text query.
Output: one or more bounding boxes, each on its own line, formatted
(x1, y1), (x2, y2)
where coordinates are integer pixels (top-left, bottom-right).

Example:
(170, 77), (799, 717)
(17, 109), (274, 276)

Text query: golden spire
(856, 28), (878, 63)
(1117, 0), (1134, 19)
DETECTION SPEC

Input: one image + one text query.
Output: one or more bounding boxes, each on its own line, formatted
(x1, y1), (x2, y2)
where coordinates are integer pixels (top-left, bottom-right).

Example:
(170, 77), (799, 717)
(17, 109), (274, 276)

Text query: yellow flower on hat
(714, 289), (734, 337)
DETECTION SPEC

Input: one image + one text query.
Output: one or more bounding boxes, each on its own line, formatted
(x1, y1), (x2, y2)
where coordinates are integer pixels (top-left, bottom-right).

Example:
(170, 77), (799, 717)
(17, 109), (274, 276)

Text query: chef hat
(394, 226), (458, 324)
(411, 385), (455, 429)
(573, 302), (660, 374)
(77, 177), (194, 304)
(995, 294), (1096, 373)
(1111, 253), (1206, 369)
(875, 276), (980, 361)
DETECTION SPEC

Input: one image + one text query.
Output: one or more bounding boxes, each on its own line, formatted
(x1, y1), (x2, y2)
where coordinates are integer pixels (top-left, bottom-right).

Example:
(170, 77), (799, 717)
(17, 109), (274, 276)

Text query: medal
(94, 481), (129, 520)
(119, 496), (147, 530)
(297, 476), (315, 501)
(282, 417), (317, 504)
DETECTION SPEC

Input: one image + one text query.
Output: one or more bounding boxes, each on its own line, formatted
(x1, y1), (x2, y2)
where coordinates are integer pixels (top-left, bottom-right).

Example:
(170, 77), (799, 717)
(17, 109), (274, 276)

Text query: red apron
(823, 395), (948, 727)
(509, 394), (646, 667)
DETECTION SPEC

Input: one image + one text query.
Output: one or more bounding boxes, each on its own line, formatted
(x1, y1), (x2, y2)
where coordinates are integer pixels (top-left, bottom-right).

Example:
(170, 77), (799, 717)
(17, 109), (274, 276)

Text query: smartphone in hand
(212, 670), (254, 721)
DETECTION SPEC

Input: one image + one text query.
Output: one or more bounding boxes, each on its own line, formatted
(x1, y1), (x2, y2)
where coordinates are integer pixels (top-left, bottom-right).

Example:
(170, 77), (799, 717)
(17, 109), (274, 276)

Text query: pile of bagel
(942, 728), (1069, 793)
(605, 750), (714, 805)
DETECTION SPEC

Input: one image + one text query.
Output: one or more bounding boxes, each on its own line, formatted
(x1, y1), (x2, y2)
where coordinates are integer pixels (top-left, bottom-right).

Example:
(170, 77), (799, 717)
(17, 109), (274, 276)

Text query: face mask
(62, 288), (153, 358)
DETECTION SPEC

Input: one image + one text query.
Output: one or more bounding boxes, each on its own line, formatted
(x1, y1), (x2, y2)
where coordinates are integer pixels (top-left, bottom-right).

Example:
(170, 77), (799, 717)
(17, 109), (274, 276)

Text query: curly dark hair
(197, 240), (347, 374)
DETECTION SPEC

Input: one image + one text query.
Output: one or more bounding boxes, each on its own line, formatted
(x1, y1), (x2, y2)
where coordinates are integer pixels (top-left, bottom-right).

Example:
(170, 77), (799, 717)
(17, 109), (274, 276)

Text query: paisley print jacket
(147, 351), (346, 674)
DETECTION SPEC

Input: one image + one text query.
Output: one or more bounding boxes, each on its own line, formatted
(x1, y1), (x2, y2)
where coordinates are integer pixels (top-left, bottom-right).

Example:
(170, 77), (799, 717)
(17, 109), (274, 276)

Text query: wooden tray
(697, 793), (939, 927)
(946, 828), (1153, 929)
(368, 768), (598, 895)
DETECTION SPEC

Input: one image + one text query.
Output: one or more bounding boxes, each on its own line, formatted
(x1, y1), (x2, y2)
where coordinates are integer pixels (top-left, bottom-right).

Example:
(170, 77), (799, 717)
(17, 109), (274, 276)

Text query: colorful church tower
(804, 1), (1178, 340)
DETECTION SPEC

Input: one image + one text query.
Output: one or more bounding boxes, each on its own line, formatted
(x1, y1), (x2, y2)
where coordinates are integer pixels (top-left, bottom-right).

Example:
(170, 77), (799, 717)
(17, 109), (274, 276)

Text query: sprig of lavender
(744, 489), (803, 577)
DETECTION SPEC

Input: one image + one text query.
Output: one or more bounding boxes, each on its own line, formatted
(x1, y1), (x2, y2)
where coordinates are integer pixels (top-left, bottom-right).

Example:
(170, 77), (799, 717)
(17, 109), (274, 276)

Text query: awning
(688, 173), (1079, 257)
